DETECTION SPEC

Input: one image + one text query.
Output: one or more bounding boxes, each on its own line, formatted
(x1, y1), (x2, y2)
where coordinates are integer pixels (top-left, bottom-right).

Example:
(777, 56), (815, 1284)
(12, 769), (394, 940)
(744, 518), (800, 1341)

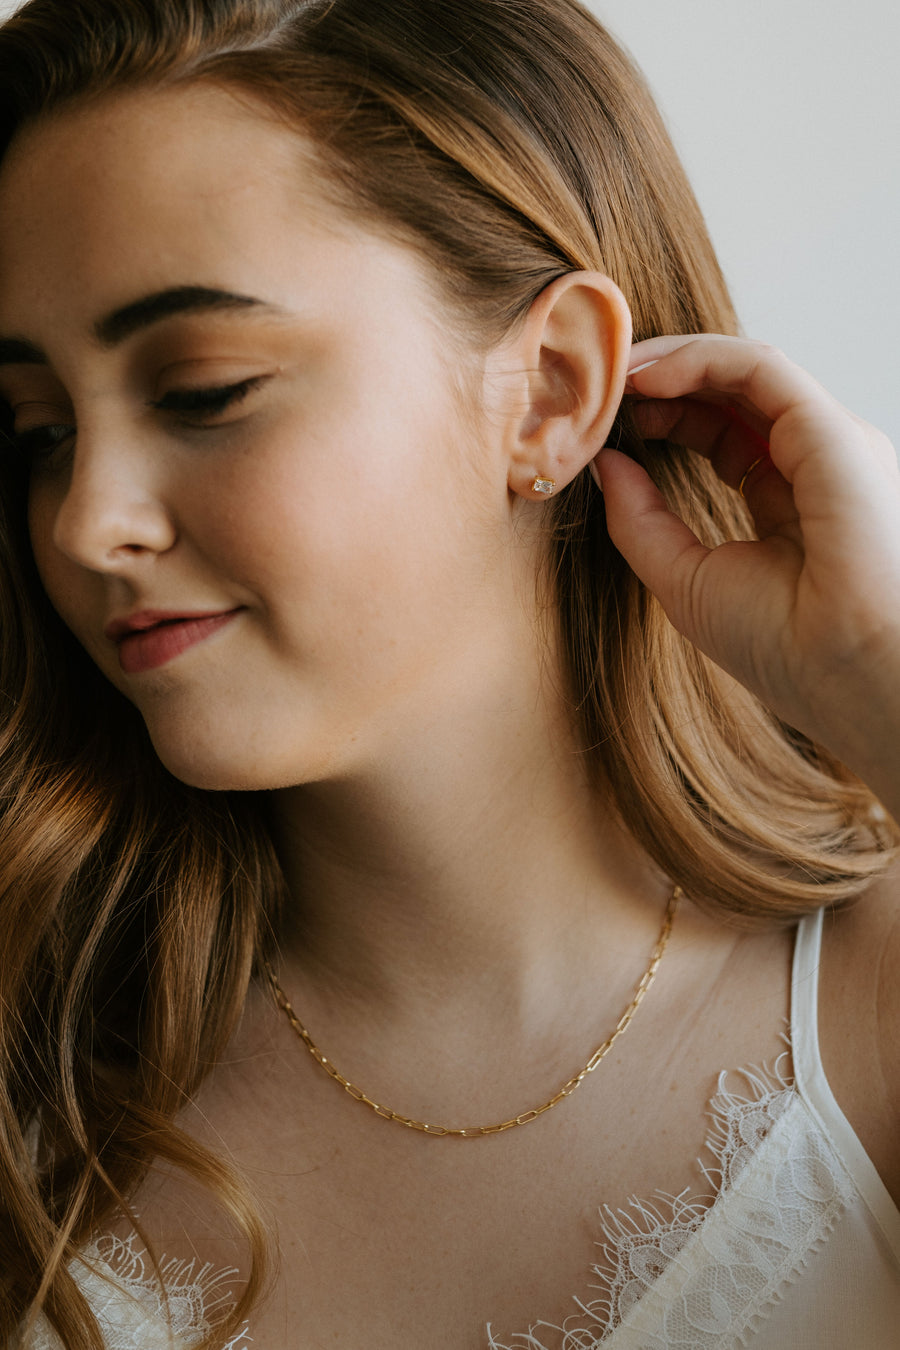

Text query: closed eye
(6, 422), (74, 465)
(1, 377), (270, 469)
(149, 375), (268, 418)
(0, 396), (74, 466)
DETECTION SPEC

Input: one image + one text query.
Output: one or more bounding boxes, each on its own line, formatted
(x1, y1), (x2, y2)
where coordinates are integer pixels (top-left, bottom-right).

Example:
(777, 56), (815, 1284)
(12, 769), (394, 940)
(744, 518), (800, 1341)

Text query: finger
(739, 459), (802, 546)
(626, 337), (896, 472)
(629, 396), (801, 544)
(625, 336), (893, 516)
(594, 446), (709, 639)
(626, 337), (827, 430)
(631, 398), (771, 489)
(627, 348), (775, 444)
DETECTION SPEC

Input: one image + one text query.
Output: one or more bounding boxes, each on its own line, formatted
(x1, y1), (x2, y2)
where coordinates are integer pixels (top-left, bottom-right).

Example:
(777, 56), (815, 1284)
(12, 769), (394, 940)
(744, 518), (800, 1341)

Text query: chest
(194, 1022), (786, 1347)
(235, 1087), (715, 1347)
(131, 927), (796, 1347)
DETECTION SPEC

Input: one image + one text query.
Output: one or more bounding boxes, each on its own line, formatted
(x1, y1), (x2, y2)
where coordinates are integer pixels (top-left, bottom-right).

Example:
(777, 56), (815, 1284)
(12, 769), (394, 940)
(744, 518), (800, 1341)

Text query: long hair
(0, 1), (895, 1344)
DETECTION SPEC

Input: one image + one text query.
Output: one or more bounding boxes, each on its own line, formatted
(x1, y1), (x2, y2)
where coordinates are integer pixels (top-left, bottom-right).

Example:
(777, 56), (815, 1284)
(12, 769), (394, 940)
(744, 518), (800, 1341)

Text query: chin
(143, 731), (258, 791)
(145, 725), (330, 794)
(154, 753), (259, 792)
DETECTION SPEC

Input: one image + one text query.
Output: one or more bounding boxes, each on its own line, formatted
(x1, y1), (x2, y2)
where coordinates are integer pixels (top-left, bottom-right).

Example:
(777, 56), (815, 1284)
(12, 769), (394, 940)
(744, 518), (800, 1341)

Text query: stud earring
(531, 476), (556, 496)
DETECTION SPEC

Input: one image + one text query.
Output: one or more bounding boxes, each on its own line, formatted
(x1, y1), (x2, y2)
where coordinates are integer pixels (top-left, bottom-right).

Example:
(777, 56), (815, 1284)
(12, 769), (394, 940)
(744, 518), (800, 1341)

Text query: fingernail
(589, 458), (603, 492)
(625, 358), (660, 391)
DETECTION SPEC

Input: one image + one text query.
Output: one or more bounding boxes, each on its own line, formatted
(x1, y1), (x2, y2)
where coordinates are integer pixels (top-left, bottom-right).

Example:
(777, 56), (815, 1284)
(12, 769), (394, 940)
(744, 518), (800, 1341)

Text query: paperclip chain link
(265, 886), (681, 1138)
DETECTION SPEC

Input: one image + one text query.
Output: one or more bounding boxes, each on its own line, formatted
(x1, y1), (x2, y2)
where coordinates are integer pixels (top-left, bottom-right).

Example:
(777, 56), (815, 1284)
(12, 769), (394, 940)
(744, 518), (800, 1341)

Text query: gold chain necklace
(265, 885), (681, 1138)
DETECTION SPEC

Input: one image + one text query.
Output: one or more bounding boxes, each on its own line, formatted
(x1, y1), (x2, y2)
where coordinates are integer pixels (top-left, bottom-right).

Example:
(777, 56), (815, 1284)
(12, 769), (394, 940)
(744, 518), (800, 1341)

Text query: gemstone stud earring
(531, 477), (556, 496)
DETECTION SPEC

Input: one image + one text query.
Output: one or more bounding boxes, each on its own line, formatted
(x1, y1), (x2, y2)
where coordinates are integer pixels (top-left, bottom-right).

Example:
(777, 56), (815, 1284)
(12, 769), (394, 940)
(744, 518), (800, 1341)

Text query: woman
(0, 0), (897, 1346)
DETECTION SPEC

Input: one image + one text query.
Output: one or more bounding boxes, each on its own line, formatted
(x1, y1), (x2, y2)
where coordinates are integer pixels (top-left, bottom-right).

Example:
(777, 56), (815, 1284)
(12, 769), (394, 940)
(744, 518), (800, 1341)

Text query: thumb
(594, 447), (710, 637)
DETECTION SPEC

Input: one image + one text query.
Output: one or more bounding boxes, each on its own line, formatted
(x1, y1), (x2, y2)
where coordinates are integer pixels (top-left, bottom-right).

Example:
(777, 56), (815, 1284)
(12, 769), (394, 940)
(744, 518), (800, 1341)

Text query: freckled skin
(0, 84), (529, 791)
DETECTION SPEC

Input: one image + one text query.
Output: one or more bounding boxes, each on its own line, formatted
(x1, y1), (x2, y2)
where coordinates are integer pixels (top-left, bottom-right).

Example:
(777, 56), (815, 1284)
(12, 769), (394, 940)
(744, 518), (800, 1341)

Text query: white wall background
(589, 0), (899, 446)
(1, 0), (896, 443)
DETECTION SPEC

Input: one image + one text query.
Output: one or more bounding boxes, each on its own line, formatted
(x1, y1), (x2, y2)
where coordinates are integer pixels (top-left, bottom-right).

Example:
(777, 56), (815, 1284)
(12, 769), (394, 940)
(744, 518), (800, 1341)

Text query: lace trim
(486, 1054), (853, 1349)
(31, 1054), (857, 1349)
(29, 1233), (251, 1350)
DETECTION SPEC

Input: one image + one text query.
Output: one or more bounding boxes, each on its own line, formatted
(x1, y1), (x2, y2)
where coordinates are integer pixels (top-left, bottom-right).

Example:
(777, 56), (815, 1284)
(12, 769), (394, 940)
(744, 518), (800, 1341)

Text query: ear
(499, 272), (632, 501)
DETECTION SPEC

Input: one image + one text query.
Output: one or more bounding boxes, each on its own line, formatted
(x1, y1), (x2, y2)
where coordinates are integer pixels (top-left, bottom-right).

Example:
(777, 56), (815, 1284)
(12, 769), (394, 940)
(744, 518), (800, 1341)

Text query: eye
(149, 375), (268, 421)
(0, 377), (269, 469)
(5, 421), (75, 467)
(1, 395), (76, 472)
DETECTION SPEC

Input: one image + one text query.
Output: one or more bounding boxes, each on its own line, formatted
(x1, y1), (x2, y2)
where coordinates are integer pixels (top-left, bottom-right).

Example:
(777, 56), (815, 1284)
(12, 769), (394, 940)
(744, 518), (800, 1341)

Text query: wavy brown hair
(0, 0), (895, 1345)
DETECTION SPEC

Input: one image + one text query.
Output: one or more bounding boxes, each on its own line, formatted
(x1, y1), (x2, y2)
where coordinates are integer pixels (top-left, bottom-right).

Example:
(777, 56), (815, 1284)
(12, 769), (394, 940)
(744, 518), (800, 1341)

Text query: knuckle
(871, 427), (897, 459)
(746, 344), (785, 384)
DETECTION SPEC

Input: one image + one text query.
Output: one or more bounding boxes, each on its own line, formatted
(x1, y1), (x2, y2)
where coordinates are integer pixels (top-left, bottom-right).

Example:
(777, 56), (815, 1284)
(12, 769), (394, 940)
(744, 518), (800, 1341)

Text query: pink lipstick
(108, 610), (241, 675)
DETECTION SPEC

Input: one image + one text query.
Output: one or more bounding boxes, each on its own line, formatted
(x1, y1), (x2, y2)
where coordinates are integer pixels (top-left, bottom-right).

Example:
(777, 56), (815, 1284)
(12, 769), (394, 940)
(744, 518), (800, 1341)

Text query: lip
(107, 609), (242, 675)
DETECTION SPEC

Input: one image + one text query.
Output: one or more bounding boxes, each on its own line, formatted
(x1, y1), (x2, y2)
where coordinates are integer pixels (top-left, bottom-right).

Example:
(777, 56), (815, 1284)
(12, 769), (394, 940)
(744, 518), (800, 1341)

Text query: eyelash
(147, 375), (266, 417)
(4, 376), (267, 466)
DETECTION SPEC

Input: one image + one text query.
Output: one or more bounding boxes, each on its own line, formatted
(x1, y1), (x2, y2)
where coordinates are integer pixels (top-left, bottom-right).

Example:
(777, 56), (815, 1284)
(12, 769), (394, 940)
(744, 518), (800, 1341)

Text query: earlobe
(505, 272), (632, 501)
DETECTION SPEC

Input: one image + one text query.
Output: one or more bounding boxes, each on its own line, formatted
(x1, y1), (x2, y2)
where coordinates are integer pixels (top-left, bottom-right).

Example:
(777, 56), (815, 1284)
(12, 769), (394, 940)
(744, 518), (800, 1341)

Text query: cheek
(26, 486), (50, 571)
(200, 475), (448, 631)
(200, 406), (481, 605)
(26, 488), (72, 620)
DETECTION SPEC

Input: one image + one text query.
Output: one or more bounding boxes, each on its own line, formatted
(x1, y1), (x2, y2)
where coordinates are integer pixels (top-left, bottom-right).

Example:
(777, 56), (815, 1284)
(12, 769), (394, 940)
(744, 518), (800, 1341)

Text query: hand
(595, 334), (900, 815)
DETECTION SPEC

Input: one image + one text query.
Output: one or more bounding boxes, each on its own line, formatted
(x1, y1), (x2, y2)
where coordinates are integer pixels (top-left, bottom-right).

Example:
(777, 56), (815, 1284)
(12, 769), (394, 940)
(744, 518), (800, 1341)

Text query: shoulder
(818, 861), (900, 1201)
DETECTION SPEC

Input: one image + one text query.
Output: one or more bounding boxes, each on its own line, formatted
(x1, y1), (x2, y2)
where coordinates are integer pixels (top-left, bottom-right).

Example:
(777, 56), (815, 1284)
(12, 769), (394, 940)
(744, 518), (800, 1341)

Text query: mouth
(107, 609), (243, 675)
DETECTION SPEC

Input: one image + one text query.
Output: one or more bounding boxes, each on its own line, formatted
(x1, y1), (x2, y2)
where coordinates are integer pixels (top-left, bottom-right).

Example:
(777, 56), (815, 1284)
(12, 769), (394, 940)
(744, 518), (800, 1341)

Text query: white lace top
(29, 909), (900, 1348)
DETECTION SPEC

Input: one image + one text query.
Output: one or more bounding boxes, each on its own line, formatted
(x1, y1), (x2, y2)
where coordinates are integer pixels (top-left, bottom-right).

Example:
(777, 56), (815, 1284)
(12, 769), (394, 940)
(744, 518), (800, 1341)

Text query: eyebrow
(94, 286), (269, 347)
(0, 286), (279, 368)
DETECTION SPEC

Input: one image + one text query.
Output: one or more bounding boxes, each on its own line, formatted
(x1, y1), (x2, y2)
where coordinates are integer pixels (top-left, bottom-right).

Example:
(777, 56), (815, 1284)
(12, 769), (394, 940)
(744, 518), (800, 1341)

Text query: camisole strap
(792, 908), (900, 1258)
(790, 906), (825, 1091)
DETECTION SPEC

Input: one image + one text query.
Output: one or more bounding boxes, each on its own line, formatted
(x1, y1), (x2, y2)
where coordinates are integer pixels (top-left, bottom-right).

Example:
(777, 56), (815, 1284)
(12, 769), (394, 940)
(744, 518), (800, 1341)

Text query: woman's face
(0, 85), (534, 789)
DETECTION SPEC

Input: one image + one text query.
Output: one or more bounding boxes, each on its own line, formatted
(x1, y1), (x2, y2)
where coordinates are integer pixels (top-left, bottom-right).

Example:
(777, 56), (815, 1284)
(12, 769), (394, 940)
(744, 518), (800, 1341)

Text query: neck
(267, 676), (669, 1036)
(257, 626), (685, 1129)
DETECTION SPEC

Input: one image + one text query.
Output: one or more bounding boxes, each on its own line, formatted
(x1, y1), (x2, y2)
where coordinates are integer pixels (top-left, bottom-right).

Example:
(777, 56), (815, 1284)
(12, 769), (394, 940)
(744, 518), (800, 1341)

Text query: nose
(36, 427), (177, 572)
